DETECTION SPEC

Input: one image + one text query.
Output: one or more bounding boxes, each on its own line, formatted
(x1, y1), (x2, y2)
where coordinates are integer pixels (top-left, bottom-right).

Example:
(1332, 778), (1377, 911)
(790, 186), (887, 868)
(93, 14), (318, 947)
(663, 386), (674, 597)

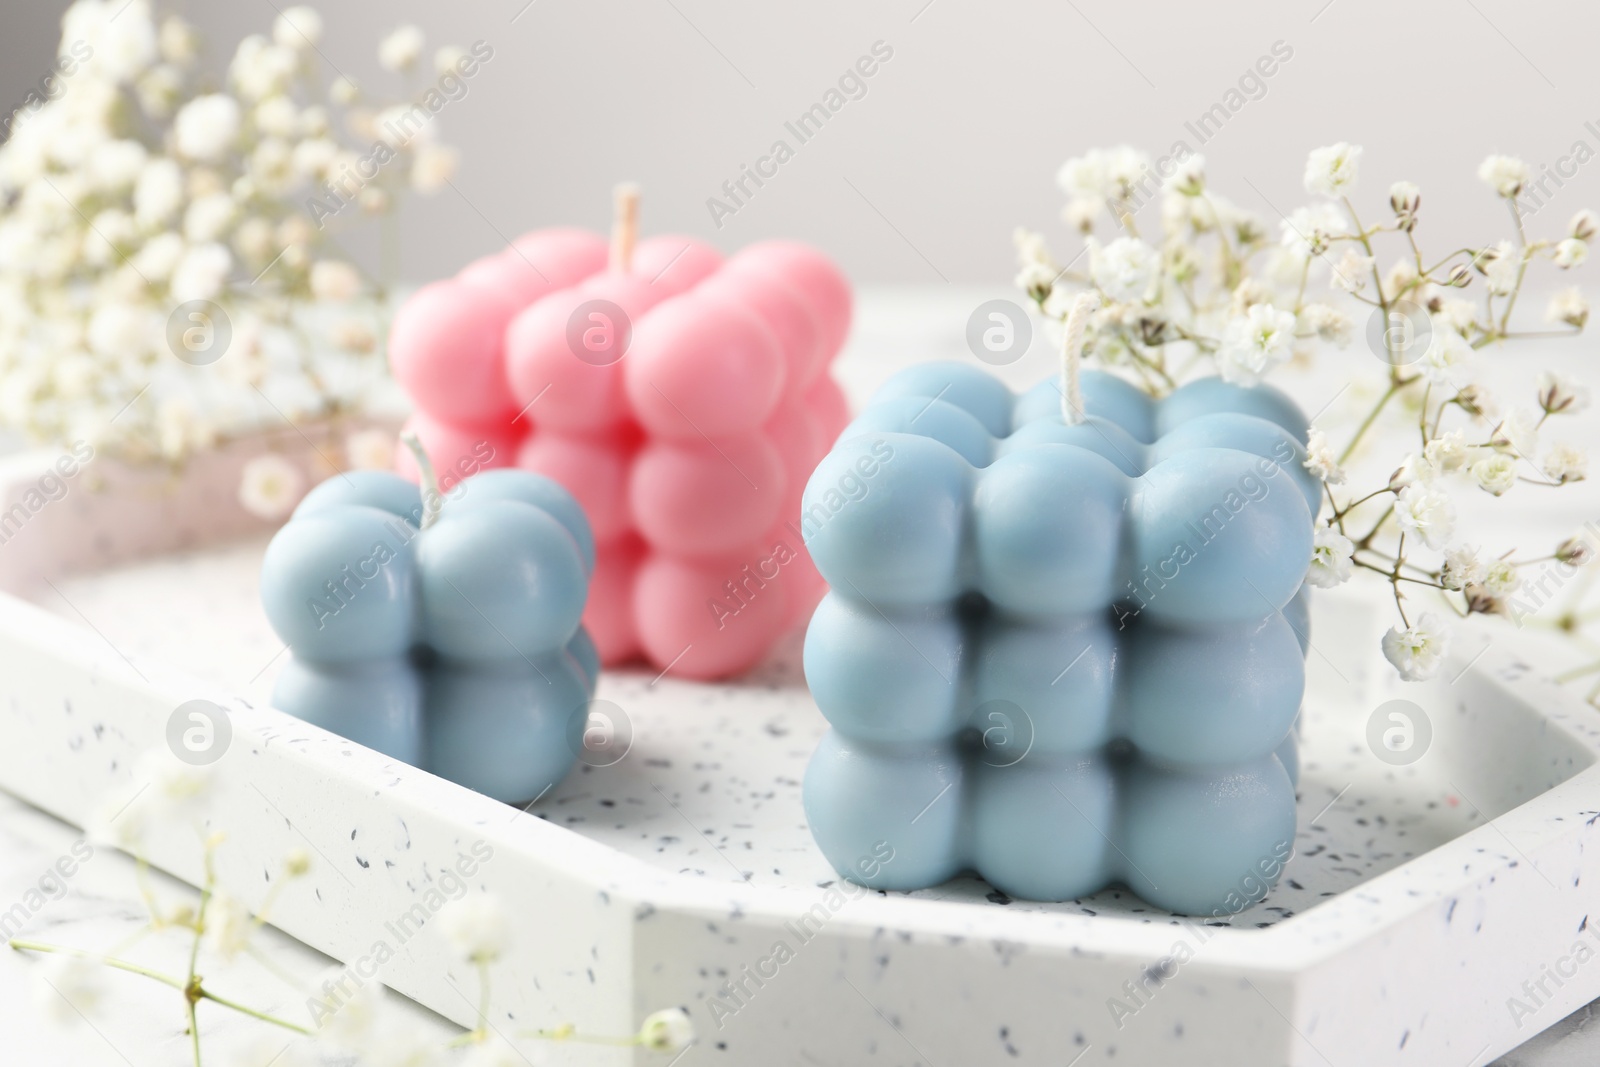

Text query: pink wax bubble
(509, 227), (610, 287)
(631, 235), (724, 294)
(806, 374), (851, 443)
(699, 269), (823, 389)
(630, 435), (785, 557)
(395, 410), (515, 486)
(586, 536), (645, 663)
(458, 251), (556, 307)
(390, 279), (523, 425)
(634, 550), (792, 680)
(390, 219), (854, 679)
(516, 429), (635, 541)
(728, 241), (853, 360)
(506, 272), (669, 432)
(624, 294), (785, 440)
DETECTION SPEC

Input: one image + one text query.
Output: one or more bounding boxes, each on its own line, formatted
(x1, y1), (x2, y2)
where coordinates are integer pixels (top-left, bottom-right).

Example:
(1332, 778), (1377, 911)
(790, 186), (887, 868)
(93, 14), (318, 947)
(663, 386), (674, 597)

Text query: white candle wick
(610, 182), (640, 274)
(1060, 292), (1100, 426)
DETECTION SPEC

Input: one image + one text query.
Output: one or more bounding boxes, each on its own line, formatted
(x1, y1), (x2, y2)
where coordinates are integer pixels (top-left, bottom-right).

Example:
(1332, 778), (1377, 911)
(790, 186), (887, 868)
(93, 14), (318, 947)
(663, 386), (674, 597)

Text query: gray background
(3, 0), (1597, 285)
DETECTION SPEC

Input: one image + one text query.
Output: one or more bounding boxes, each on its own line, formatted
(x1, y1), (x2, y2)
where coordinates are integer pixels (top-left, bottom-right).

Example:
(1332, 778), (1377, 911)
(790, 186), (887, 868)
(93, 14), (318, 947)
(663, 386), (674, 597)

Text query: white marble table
(6, 287), (1600, 1066)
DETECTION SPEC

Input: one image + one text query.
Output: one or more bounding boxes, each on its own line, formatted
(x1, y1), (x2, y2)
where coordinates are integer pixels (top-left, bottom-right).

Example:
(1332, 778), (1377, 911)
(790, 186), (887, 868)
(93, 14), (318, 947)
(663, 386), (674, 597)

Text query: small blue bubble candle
(801, 306), (1316, 915)
(260, 436), (598, 803)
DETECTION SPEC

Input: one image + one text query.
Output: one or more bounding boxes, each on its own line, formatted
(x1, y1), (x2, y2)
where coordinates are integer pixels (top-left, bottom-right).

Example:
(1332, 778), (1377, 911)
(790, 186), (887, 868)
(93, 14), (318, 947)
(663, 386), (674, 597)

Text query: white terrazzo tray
(0, 440), (1598, 1067)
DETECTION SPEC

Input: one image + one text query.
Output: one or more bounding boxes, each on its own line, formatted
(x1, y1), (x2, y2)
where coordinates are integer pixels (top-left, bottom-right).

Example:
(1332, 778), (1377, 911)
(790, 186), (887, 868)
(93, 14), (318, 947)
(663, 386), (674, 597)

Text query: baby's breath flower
(1471, 453), (1518, 496)
(1557, 535), (1597, 566)
(1382, 611), (1451, 682)
(1306, 525), (1354, 588)
(1477, 240), (1520, 296)
(345, 429), (394, 471)
(1389, 453), (1436, 490)
(1215, 303), (1295, 385)
(1303, 428), (1347, 485)
(1572, 209), (1599, 242)
(638, 1008), (696, 1053)
(1538, 371), (1590, 415)
(1554, 237), (1589, 269)
(1442, 545), (1484, 590)
(170, 242), (232, 302)
(1435, 297), (1478, 335)
(1423, 429), (1468, 473)
(1329, 248), (1372, 293)
(1543, 442), (1588, 483)
(410, 143), (460, 193)
(1491, 407), (1540, 458)
(1165, 154), (1205, 197)
(1478, 154), (1531, 197)
(378, 25), (426, 71)
(239, 454), (305, 519)
(174, 94), (242, 162)
(1089, 236), (1158, 303)
(1455, 382), (1497, 419)
(1303, 142), (1362, 198)
(1479, 559), (1521, 597)
(285, 847), (313, 876)
(438, 894), (508, 964)
(1061, 197), (1099, 234)
(1280, 202), (1347, 259)
(32, 954), (106, 1025)
(1394, 482), (1455, 549)
(273, 6), (324, 49)
(1546, 286), (1590, 328)
(309, 260), (362, 302)
(1389, 180), (1420, 230)
(205, 892), (255, 958)
(1420, 329), (1468, 384)
(1300, 303), (1352, 346)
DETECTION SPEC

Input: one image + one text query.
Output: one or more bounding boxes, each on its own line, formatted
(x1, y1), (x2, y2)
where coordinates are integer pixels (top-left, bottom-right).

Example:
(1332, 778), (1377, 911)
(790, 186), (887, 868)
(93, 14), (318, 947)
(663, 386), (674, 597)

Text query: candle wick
(1060, 292), (1100, 427)
(610, 182), (640, 274)
(400, 432), (442, 530)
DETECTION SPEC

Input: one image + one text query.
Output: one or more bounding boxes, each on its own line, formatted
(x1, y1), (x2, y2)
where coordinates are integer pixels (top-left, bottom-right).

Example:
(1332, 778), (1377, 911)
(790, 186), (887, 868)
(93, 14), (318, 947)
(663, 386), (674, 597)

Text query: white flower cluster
(1018, 143), (1594, 682)
(0, 3), (461, 462)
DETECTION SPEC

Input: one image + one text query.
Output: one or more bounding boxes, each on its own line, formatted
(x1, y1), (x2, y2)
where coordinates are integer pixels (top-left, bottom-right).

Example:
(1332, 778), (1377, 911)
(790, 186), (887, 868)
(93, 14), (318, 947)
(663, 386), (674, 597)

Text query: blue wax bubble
(424, 656), (586, 803)
(802, 594), (962, 743)
(1013, 372), (1156, 441)
(417, 500), (588, 661)
(1116, 755), (1297, 916)
(838, 395), (995, 468)
(260, 506), (418, 661)
(568, 624), (600, 690)
(1118, 614), (1305, 766)
(802, 733), (966, 891)
(450, 468), (596, 576)
(966, 755), (1116, 901)
(1128, 448), (1312, 625)
(866, 361), (1015, 438)
(803, 365), (1316, 912)
(973, 444), (1126, 616)
(294, 469), (424, 524)
(1150, 412), (1321, 517)
(261, 464), (596, 804)
(272, 657), (422, 765)
(1158, 377), (1311, 445)
(802, 433), (970, 606)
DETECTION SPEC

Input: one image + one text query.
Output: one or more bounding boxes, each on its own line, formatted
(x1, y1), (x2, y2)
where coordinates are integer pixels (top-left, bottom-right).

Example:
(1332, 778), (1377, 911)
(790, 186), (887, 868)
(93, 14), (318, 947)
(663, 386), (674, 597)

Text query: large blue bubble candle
(801, 300), (1317, 914)
(260, 436), (598, 803)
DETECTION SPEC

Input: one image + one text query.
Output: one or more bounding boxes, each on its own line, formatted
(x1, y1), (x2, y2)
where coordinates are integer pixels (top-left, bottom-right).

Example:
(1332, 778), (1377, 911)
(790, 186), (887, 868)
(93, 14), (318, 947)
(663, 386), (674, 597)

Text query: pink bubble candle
(389, 186), (852, 679)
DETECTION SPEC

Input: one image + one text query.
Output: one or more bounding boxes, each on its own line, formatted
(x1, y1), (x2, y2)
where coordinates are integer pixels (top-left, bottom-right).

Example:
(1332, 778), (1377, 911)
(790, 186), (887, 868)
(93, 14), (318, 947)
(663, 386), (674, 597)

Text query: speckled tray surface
(3, 443), (1600, 1067)
(33, 533), (1492, 930)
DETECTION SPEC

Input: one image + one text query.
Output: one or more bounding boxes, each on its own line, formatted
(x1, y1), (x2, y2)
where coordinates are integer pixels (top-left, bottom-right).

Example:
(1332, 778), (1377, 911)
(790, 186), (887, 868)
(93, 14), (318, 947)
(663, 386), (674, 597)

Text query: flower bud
(1389, 180), (1420, 231)
(1447, 263), (1473, 288)
(1557, 536), (1596, 566)
(1571, 209), (1598, 242)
